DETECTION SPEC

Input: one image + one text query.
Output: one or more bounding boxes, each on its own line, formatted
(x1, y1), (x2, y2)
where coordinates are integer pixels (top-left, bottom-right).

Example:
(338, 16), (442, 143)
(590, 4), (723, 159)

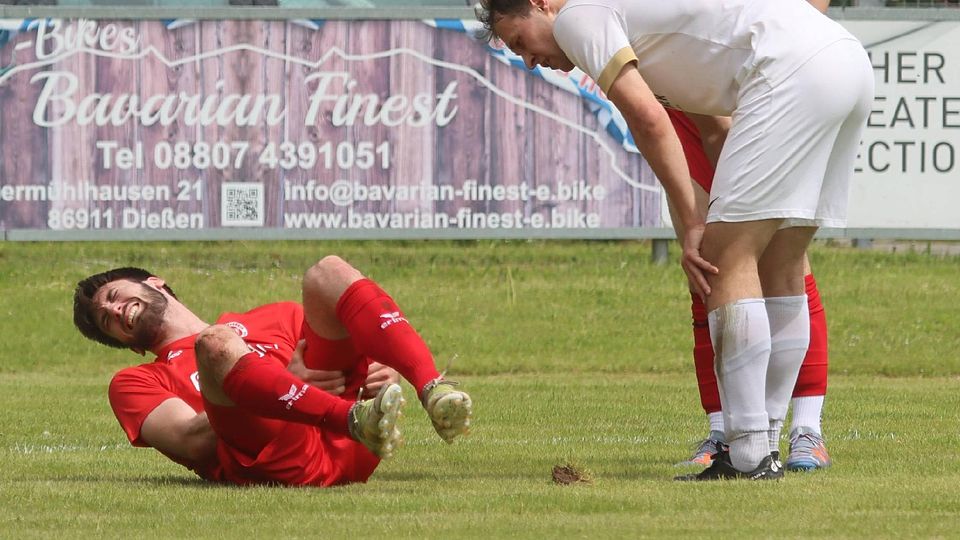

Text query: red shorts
(203, 324), (376, 487)
(205, 398), (379, 487)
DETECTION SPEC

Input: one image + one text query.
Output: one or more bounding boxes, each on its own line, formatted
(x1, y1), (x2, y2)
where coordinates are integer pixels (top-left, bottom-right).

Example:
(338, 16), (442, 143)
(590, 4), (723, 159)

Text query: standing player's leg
(785, 266), (832, 471)
(699, 219), (783, 476)
(758, 227), (818, 463)
(301, 255), (473, 443)
(194, 324), (404, 461)
(676, 291), (727, 467)
(682, 265), (833, 471)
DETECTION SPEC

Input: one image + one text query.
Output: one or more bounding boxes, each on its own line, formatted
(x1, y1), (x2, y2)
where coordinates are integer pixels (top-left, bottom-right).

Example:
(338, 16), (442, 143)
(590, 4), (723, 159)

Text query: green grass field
(1, 240), (959, 538)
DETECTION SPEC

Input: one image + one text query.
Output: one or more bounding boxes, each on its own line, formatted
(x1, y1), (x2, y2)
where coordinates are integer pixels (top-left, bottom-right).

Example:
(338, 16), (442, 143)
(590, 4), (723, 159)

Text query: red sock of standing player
(790, 274), (829, 433)
(691, 293), (722, 415)
(336, 279), (441, 395)
(221, 352), (353, 434)
(793, 274), (829, 397)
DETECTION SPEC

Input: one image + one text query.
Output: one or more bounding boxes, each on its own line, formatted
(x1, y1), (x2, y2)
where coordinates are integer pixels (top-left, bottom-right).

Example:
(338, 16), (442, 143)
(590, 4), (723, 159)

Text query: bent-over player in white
(479, 0), (873, 479)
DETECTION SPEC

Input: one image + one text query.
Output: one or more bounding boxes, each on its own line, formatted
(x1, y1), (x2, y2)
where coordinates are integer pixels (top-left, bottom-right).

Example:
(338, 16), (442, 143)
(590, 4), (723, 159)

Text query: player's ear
(145, 276), (166, 290)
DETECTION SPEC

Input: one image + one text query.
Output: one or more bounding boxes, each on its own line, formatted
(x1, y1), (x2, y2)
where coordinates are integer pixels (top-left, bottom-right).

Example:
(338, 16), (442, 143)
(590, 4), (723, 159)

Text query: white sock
(769, 419), (783, 454)
(790, 395), (824, 433)
(707, 411), (725, 435)
(708, 299), (771, 471)
(765, 295), (810, 452)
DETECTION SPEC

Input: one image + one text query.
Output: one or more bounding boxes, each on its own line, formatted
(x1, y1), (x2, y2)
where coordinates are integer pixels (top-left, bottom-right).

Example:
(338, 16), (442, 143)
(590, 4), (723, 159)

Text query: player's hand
(681, 223), (718, 300)
(286, 339), (347, 395)
(360, 361), (400, 399)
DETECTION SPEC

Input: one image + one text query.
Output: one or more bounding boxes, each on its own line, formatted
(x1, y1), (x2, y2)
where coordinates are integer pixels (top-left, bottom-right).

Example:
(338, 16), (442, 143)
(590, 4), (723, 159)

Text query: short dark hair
(475, 0), (534, 42)
(73, 267), (176, 349)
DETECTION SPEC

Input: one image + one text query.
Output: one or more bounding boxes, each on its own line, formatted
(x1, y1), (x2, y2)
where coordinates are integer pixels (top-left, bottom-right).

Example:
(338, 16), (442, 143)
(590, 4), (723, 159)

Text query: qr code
(221, 182), (264, 227)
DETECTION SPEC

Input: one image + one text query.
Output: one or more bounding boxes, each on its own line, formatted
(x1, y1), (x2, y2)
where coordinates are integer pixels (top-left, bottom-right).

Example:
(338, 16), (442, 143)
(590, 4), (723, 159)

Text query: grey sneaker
(421, 377), (473, 443)
(675, 430), (728, 467)
(785, 426), (831, 472)
(348, 383), (405, 459)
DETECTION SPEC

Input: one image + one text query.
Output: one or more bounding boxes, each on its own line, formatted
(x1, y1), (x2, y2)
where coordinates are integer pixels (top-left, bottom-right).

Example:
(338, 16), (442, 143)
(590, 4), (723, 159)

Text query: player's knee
(308, 255), (351, 278)
(303, 255), (362, 298)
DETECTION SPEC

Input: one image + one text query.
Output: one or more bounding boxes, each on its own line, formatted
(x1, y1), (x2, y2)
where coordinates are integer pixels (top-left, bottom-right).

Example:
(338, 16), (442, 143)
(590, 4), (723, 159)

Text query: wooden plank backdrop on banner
(389, 20), (437, 217)
(0, 19), (656, 235)
(0, 43), (49, 229)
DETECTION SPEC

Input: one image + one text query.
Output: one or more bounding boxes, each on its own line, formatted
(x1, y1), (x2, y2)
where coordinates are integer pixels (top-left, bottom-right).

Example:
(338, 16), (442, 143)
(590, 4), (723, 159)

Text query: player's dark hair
(72, 267), (176, 349)
(475, 0), (533, 42)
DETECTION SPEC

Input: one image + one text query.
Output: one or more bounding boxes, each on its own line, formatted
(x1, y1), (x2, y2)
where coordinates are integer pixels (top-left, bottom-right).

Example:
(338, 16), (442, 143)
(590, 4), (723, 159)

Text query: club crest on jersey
(226, 321), (248, 338)
(379, 311), (407, 329)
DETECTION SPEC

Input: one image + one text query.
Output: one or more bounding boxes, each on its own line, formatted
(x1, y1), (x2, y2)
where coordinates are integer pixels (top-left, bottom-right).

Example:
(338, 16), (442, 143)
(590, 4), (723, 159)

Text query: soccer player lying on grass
(479, 0), (871, 480)
(668, 109), (832, 473)
(72, 256), (472, 487)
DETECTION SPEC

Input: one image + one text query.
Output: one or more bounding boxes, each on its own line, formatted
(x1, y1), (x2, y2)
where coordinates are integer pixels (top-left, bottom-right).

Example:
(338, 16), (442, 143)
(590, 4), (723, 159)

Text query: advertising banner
(0, 18), (658, 237)
(0, 17), (957, 237)
(844, 20), (960, 229)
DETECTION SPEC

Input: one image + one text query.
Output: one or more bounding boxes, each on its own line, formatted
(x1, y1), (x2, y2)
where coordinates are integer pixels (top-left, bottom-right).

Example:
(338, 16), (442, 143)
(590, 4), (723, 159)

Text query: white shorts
(706, 39), (874, 228)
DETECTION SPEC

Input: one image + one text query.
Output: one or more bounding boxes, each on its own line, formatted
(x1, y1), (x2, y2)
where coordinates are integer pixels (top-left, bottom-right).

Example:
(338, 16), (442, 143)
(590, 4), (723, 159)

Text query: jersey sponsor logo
(190, 371), (201, 392)
(379, 311), (407, 330)
(245, 342), (280, 358)
(278, 383), (309, 410)
(166, 349), (183, 361)
(226, 321), (248, 338)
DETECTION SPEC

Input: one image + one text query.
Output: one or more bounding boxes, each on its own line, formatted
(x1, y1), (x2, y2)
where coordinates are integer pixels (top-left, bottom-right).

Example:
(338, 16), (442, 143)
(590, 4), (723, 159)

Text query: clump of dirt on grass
(552, 464), (592, 485)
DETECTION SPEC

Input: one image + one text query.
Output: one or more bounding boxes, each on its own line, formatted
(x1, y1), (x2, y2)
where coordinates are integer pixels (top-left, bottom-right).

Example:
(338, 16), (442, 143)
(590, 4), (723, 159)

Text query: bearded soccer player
(480, 0), (871, 480)
(669, 109), (831, 472)
(73, 256), (473, 487)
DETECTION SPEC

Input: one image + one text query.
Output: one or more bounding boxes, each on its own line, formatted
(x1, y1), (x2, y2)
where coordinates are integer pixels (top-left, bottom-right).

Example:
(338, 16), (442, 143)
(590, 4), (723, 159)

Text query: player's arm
(139, 398), (217, 462)
(684, 113), (730, 169)
(286, 338), (399, 398)
(606, 65), (717, 295)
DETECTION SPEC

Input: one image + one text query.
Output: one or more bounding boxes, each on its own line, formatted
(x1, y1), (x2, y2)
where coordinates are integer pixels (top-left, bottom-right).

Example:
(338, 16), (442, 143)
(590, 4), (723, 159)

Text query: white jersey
(553, 0), (858, 115)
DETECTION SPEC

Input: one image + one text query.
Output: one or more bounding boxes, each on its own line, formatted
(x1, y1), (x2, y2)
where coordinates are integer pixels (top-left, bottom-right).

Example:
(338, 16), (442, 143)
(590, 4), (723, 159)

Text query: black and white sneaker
(674, 450), (783, 481)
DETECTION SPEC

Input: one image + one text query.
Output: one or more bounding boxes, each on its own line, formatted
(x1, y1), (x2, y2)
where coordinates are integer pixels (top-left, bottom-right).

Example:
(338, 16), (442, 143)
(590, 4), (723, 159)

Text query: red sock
(336, 279), (441, 394)
(691, 293), (721, 413)
(221, 352), (354, 435)
(793, 273), (829, 397)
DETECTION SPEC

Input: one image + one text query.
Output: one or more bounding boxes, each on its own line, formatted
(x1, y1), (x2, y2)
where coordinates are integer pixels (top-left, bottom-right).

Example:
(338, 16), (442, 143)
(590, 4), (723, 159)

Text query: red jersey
(108, 302), (304, 482)
(666, 108), (716, 192)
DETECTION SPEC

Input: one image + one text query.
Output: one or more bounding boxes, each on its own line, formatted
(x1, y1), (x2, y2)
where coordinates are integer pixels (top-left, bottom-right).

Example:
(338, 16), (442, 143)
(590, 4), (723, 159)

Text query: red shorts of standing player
(667, 109), (831, 472)
(72, 256), (473, 486)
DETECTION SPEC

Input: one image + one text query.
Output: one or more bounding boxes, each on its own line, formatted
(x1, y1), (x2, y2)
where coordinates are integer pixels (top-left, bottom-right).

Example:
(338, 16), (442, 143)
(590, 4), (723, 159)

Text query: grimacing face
(91, 279), (169, 350)
(493, 10), (575, 72)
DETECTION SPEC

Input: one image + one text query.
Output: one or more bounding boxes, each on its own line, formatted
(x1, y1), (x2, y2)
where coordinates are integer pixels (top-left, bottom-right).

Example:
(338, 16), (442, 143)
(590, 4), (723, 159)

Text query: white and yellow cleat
(349, 383), (405, 459)
(421, 378), (473, 443)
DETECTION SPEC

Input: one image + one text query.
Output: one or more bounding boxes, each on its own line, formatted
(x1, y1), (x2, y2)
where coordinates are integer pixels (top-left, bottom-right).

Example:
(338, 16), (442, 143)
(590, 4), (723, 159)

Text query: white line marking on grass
(10, 442), (130, 454)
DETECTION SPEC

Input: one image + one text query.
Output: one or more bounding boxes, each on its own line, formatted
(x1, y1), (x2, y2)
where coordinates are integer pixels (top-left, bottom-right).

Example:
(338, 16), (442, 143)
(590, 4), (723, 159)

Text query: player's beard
(128, 284), (169, 350)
